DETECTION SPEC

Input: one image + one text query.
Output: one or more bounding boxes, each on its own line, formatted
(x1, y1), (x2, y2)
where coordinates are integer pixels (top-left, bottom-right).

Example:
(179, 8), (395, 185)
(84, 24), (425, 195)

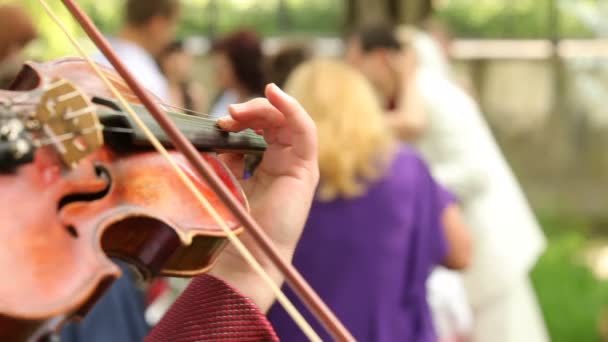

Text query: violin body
(0, 59), (250, 340)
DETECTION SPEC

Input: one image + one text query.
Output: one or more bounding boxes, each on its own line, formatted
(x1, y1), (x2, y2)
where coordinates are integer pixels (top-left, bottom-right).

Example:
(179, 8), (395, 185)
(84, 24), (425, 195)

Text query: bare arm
(440, 203), (472, 270)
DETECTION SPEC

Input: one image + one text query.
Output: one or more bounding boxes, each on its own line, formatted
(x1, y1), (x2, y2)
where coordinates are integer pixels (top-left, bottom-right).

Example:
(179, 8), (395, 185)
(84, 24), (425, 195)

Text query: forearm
(440, 204), (472, 270)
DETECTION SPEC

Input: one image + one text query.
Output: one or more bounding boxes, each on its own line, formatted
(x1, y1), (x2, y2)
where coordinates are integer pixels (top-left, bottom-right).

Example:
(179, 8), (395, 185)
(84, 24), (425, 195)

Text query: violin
(0, 58), (265, 341)
(0, 1), (355, 341)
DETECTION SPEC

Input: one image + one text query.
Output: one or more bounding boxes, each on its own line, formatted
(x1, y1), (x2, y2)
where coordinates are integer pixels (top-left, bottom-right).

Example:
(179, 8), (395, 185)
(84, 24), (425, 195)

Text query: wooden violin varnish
(0, 60), (256, 341)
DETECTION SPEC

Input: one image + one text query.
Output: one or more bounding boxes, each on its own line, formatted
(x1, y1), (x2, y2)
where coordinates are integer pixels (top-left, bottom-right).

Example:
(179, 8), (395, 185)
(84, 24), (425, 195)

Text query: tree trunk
(398, 0), (433, 25)
(345, 0), (433, 31)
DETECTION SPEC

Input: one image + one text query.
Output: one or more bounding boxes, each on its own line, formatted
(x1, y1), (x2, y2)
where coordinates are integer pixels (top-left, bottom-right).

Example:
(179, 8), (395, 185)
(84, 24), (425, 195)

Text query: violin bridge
(34, 78), (103, 168)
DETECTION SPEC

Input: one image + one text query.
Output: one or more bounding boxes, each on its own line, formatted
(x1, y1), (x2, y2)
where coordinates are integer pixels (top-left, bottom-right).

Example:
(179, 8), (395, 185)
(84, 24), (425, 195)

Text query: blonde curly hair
(285, 58), (397, 201)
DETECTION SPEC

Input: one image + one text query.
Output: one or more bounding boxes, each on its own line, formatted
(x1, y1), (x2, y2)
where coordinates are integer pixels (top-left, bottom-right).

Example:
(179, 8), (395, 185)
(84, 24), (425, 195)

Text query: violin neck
(95, 97), (266, 154)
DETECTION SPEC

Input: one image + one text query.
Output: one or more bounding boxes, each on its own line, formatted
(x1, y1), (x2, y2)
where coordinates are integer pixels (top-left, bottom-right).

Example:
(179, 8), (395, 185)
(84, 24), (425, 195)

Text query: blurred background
(10, 0), (608, 340)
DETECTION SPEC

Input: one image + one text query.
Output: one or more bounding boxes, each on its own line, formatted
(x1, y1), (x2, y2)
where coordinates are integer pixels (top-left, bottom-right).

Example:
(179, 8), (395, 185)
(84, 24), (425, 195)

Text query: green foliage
(178, 0), (343, 37)
(531, 213), (608, 341)
(10, 0), (342, 59)
(9, 0), (608, 59)
(437, 0), (596, 39)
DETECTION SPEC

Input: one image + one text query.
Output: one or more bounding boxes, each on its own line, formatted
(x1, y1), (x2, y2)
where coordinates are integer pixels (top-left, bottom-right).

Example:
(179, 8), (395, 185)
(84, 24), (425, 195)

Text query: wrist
(209, 242), (290, 313)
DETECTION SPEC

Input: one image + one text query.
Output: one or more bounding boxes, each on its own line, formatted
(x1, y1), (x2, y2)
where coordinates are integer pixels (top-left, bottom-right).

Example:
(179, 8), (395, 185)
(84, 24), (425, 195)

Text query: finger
(265, 83), (313, 135)
(218, 98), (287, 132)
(264, 83), (317, 159)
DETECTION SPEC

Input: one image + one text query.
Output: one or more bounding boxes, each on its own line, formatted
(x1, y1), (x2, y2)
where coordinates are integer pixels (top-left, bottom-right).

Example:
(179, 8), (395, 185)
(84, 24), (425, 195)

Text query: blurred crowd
(0, 1), (550, 341)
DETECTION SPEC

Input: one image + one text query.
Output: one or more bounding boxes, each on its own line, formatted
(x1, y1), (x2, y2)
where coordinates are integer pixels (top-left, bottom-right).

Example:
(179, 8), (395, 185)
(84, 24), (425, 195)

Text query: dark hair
(157, 40), (184, 75)
(351, 25), (401, 52)
(212, 30), (266, 95)
(126, 0), (180, 26)
(268, 45), (311, 88)
(159, 40), (184, 60)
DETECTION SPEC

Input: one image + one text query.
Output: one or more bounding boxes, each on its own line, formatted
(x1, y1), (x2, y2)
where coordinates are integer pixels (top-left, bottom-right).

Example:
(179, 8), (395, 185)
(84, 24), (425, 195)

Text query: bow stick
(41, 0), (355, 341)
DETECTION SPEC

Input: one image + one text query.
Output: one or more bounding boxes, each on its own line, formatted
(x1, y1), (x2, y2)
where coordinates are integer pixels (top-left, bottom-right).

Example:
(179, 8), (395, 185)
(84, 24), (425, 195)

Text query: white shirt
(209, 90), (239, 119)
(209, 90), (260, 119)
(96, 38), (169, 102)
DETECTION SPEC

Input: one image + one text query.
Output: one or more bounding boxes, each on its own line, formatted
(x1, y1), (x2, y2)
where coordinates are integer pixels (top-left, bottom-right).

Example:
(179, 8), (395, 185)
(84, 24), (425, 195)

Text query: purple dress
(268, 146), (454, 341)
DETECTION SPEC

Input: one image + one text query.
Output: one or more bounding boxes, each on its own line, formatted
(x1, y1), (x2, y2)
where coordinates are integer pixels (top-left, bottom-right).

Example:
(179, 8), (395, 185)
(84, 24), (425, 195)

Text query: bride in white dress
(406, 29), (549, 342)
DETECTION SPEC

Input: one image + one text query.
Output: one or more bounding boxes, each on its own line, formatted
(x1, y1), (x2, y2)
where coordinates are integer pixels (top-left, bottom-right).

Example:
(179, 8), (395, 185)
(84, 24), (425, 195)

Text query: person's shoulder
(392, 144), (429, 170)
(96, 38), (148, 66)
(385, 144), (434, 186)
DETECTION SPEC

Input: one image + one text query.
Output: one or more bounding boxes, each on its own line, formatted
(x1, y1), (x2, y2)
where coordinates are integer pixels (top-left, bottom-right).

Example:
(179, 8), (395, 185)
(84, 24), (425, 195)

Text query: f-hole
(65, 225), (79, 238)
(57, 164), (112, 212)
(57, 164), (111, 239)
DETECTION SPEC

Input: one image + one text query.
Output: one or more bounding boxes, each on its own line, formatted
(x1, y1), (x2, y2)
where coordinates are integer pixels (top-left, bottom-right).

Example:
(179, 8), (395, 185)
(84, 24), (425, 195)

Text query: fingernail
(268, 83), (281, 92)
(216, 117), (227, 127)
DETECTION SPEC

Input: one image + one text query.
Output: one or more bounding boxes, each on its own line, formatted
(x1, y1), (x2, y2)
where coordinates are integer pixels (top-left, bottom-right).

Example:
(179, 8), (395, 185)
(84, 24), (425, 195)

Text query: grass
(531, 214), (608, 342)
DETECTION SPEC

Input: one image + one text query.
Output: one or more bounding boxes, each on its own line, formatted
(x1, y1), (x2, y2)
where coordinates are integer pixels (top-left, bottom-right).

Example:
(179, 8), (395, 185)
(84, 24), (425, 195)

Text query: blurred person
(158, 40), (207, 113)
(97, 0), (180, 101)
(421, 17), (453, 64)
(345, 26), (426, 141)
(393, 25), (474, 342)
(347, 26), (548, 342)
(0, 4), (37, 89)
(61, 1), (180, 340)
(398, 25), (451, 82)
(209, 30), (266, 118)
(267, 43), (312, 87)
(416, 19), (477, 99)
(267, 58), (471, 342)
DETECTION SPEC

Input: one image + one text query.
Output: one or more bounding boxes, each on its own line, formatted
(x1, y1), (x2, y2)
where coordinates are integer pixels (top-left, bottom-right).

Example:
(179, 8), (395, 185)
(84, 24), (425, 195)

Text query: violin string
(37, 1), (321, 340)
(95, 110), (262, 138)
(1, 82), (210, 118)
(32, 125), (103, 148)
(0, 100), (262, 139)
(102, 126), (136, 133)
(1, 98), (253, 137)
(31, 125), (132, 148)
(158, 102), (212, 118)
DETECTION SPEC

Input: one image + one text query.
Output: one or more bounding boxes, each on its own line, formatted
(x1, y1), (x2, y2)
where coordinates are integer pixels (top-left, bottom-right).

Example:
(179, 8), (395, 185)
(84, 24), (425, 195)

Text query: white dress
(413, 33), (548, 342)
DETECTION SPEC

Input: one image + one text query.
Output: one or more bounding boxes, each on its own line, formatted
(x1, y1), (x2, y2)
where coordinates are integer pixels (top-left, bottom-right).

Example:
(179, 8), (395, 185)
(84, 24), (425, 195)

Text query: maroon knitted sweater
(146, 275), (279, 342)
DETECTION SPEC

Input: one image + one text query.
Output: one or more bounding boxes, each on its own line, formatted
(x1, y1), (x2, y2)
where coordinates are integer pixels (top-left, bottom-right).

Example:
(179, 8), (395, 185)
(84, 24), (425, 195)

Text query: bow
(36, 0), (355, 341)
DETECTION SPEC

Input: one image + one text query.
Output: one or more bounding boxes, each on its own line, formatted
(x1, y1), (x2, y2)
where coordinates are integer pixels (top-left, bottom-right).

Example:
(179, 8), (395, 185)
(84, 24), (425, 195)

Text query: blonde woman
(347, 26), (548, 342)
(267, 59), (471, 342)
